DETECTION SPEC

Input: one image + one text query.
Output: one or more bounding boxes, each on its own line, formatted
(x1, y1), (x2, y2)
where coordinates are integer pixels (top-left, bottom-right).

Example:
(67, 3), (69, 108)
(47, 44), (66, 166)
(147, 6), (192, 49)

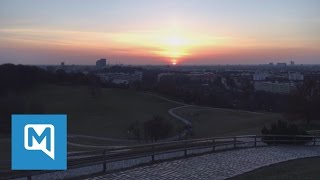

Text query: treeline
(93, 65), (143, 74)
(0, 64), (102, 134)
(0, 64), (101, 96)
(141, 70), (320, 124)
(143, 72), (290, 112)
(127, 115), (174, 142)
(288, 79), (320, 124)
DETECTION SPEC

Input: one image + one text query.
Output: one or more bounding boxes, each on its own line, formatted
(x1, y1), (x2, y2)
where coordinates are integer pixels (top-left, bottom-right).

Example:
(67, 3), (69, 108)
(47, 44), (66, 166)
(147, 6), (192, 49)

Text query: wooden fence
(1, 135), (319, 179)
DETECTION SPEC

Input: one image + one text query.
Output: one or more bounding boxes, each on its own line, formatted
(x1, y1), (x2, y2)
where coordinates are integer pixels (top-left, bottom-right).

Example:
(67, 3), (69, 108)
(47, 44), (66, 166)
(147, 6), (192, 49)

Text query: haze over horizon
(1, 0), (320, 65)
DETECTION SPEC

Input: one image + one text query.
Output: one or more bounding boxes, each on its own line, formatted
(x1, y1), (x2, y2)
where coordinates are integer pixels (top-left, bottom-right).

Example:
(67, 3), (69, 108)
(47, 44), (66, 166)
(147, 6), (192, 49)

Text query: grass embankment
(25, 84), (182, 138)
(0, 84), (286, 161)
(230, 157), (320, 180)
(173, 106), (284, 138)
(0, 84), (183, 161)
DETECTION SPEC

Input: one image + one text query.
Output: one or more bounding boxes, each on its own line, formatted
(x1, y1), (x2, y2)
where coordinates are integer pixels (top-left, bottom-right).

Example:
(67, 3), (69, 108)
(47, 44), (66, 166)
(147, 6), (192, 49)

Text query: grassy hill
(0, 85), (287, 162)
(24, 84), (182, 138)
(1, 85), (184, 161)
(173, 106), (284, 138)
(4, 84), (286, 140)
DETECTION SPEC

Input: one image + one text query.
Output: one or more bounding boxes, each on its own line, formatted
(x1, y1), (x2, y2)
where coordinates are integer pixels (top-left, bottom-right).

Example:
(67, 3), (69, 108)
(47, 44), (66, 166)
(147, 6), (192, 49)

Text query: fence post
(151, 145), (155, 162)
(254, 136), (257, 147)
(103, 150), (107, 172)
(233, 137), (237, 149)
(212, 138), (215, 152)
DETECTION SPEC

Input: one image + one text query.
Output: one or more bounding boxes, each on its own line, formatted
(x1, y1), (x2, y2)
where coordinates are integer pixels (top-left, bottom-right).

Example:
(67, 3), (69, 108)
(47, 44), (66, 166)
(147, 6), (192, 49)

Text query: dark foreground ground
(230, 156), (320, 180)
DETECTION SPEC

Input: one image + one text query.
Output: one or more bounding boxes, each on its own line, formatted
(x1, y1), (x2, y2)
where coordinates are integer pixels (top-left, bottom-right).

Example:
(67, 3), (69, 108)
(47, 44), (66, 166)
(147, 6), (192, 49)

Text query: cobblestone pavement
(87, 146), (320, 180)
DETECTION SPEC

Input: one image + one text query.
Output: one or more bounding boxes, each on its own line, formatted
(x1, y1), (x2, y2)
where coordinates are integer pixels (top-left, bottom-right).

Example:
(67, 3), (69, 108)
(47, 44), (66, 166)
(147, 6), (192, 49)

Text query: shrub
(127, 121), (143, 141)
(143, 115), (173, 142)
(261, 120), (312, 145)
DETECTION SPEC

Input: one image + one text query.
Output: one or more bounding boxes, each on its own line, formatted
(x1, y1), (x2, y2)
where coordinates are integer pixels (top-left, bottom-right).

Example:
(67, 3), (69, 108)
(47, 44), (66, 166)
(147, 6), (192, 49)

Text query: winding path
(67, 93), (191, 148)
(67, 93), (262, 148)
(168, 105), (192, 126)
(88, 146), (320, 180)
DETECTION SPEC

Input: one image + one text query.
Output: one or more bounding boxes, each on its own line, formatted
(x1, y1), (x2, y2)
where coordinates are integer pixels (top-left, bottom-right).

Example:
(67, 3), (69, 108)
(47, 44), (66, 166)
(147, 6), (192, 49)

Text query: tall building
(96, 58), (107, 68)
(277, 63), (286, 67)
(253, 72), (269, 81)
(290, 61), (295, 66)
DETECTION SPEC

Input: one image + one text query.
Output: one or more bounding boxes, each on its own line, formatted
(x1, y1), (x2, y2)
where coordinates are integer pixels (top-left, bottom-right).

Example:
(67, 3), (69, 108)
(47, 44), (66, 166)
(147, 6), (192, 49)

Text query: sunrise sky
(0, 0), (320, 65)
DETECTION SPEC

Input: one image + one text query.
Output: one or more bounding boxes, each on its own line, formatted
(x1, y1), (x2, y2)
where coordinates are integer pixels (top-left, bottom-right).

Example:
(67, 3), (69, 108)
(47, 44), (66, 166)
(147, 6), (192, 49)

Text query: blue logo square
(12, 114), (67, 170)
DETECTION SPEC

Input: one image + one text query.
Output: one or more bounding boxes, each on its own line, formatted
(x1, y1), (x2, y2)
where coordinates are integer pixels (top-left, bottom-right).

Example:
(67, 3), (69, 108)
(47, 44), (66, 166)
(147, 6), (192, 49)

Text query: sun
(148, 30), (201, 64)
(171, 59), (177, 65)
(158, 35), (190, 65)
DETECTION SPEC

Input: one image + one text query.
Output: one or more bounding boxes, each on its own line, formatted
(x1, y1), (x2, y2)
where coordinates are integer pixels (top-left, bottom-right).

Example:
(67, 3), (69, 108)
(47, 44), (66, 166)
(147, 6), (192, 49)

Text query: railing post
(184, 141), (187, 157)
(27, 176), (32, 180)
(212, 138), (215, 152)
(314, 137), (316, 146)
(233, 137), (237, 149)
(103, 150), (107, 172)
(151, 145), (155, 162)
(294, 135), (296, 145)
(254, 135), (257, 147)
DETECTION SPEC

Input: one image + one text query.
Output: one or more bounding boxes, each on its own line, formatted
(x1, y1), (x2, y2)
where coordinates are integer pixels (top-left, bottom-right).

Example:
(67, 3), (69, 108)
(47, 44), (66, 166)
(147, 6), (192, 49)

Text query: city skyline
(0, 0), (320, 65)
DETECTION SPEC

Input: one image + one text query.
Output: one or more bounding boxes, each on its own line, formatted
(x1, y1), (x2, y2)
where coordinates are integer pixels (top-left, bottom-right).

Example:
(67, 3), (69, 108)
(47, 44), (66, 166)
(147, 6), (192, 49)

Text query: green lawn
(230, 157), (320, 180)
(174, 106), (284, 138)
(24, 84), (182, 138)
(0, 84), (286, 162)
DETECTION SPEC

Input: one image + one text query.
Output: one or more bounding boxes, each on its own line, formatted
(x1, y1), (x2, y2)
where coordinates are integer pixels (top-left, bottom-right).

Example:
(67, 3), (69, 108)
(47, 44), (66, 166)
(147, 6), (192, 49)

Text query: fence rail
(1, 134), (320, 180)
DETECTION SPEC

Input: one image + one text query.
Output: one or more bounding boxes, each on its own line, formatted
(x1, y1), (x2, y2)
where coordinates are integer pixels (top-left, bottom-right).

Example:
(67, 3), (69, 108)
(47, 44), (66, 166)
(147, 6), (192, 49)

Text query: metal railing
(1, 134), (320, 179)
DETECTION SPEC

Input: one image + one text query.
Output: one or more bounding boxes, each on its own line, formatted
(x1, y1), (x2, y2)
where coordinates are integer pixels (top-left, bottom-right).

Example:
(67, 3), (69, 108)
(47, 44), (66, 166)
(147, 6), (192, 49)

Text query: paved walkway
(87, 146), (320, 180)
(168, 105), (192, 126)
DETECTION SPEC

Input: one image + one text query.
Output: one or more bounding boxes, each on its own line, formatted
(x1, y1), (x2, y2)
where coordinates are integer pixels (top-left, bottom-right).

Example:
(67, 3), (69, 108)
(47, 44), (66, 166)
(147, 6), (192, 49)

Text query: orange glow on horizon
(0, 28), (245, 62)
(1, 26), (317, 65)
(171, 59), (177, 65)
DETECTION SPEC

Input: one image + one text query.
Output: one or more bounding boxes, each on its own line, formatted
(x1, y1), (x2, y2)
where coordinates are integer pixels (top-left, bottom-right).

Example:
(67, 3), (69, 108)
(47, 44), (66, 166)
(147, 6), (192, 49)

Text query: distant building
(253, 72), (269, 81)
(254, 82), (296, 94)
(288, 72), (304, 81)
(221, 77), (228, 89)
(269, 62), (274, 66)
(96, 72), (142, 84)
(96, 58), (107, 68)
(112, 79), (128, 85)
(186, 72), (217, 82)
(277, 63), (287, 67)
(61, 62), (65, 66)
(157, 72), (174, 82)
(157, 72), (216, 83)
(290, 61), (295, 66)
